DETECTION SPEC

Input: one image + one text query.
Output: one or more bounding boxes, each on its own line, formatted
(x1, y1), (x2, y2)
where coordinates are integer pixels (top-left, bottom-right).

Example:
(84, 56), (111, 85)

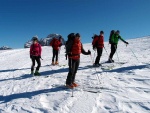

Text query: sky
(0, 0), (150, 48)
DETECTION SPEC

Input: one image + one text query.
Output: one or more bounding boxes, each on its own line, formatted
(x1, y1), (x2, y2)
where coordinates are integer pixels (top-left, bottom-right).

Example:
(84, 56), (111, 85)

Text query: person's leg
(34, 56), (41, 75)
(66, 59), (75, 85)
(95, 48), (102, 65)
(52, 49), (55, 65)
(72, 59), (80, 86)
(109, 44), (117, 62)
(31, 56), (35, 73)
(55, 50), (59, 64)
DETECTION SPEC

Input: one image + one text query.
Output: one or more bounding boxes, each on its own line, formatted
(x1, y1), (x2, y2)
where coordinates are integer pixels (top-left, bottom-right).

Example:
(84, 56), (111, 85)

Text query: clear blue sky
(0, 0), (150, 48)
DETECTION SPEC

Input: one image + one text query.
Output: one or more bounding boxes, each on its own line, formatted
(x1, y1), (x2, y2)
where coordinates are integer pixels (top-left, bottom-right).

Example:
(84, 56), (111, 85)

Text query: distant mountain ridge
(0, 46), (12, 50)
(24, 34), (65, 48)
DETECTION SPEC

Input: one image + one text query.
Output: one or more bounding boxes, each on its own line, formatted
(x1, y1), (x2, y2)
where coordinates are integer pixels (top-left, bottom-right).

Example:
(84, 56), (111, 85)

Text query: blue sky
(0, 0), (150, 48)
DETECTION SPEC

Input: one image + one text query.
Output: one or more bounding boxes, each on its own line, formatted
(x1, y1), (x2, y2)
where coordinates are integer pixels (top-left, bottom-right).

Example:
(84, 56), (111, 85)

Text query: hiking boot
(66, 84), (74, 89)
(34, 71), (40, 76)
(93, 63), (101, 67)
(31, 71), (34, 75)
(55, 61), (59, 65)
(108, 59), (114, 63)
(52, 61), (55, 65)
(72, 82), (78, 87)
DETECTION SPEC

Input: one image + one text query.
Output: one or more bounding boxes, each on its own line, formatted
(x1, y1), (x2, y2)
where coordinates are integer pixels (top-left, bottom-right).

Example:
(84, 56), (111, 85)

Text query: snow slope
(0, 37), (150, 113)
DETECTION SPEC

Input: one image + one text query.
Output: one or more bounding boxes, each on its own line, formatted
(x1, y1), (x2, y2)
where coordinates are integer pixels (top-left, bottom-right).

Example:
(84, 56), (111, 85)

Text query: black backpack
(109, 30), (115, 44)
(65, 33), (75, 54)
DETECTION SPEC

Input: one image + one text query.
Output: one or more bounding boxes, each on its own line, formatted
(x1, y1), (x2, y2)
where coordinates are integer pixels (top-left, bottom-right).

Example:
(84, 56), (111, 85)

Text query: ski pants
(52, 49), (59, 62)
(109, 44), (117, 60)
(95, 47), (103, 64)
(31, 56), (41, 71)
(66, 58), (80, 85)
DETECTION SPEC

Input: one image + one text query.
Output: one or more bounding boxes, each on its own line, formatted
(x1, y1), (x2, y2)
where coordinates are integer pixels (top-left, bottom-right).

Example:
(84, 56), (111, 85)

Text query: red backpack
(50, 38), (61, 50)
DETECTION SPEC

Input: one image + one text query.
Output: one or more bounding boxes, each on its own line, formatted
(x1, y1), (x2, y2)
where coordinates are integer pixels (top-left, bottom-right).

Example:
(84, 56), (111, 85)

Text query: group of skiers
(29, 30), (129, 88)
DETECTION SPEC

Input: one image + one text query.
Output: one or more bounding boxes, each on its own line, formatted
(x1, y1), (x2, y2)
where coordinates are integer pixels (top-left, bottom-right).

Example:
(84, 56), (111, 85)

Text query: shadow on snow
(0, 87), (68, 104)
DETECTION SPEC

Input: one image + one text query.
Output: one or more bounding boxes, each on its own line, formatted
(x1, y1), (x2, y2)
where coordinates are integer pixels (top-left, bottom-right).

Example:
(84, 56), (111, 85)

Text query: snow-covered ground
(0, 37), (150, 113)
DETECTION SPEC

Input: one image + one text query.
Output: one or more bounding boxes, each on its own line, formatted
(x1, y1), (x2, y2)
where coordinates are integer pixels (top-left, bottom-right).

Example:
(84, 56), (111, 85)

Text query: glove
(59, 44), (62, 47)
(126, 42), (129, 44)
(88, 50), (91, 55)
(93, 45), (96, 51)
(38, 56), (41, 58)
(30, 55), (33, 59)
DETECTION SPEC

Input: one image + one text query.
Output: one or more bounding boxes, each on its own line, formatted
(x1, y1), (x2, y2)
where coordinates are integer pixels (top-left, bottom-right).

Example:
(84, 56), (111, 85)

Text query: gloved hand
(88, 50), (91, 55)
(38, 56), (41, 58)
(93, 46), (96, 51)
(126, 42), (129, 44)
(59, 44), (62, 47)
(30, 55), (33, 59)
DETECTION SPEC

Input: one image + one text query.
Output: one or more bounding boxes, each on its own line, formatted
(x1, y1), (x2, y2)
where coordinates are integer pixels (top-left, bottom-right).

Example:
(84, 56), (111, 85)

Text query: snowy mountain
(0, 37), (150, 113)
(0, 46), (12, 50)
(24, 34), (65, 48)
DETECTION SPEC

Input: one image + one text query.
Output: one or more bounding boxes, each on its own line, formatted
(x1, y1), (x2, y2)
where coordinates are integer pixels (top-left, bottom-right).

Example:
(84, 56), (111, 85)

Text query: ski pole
(129, 47), (140, 63)
(104, 46), (109, 56)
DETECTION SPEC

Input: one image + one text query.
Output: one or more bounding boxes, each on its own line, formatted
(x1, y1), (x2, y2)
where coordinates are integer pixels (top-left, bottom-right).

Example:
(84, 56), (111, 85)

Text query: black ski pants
(95, 47), (103, 64)
(109, 44), (117, 60)
(52, 49), (59, 62)
(66, 58), (80, 85)
(31, 56), (41, 71)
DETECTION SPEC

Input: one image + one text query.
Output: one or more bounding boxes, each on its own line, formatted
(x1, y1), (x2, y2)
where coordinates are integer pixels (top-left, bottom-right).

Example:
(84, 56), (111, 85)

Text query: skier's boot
(72, 82), (78, 87)
(52, 61), (55, 65)
(55, 61), (59, 65)
(34, 70), (40, 76)
(66, 84), (74, 89)
(31, 71), (34, 75)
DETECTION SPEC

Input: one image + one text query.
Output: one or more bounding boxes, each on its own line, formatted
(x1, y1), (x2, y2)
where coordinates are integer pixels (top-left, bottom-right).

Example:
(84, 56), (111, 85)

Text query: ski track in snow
(0, 37), (150, 113)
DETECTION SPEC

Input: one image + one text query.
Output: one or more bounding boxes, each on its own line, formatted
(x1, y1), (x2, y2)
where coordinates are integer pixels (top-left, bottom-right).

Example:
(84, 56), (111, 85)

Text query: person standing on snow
(108, 30), (129, 62)
(30, 36), (42, 75)
(92, 31), (104, 66)
(50, 36), (62, 65)
(65, 33), (91, 88)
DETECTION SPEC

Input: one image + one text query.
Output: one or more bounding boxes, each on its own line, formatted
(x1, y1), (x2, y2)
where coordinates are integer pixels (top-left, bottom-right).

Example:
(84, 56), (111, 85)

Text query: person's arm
(81, 44), (91, 55)
(119, 36), (129, 44)
(39, 44), (42, 57)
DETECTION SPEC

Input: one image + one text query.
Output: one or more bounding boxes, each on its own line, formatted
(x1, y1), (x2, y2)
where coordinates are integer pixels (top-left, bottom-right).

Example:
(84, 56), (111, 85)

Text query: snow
(0, 37), (150, 113)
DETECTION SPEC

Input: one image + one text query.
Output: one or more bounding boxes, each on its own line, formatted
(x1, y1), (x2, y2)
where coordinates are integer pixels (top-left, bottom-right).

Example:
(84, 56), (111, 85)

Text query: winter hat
(116, 30), (120, 33)
(75, 33), (80, 37)
(32, 35), (38, 41)
(100, 31), (104, 34)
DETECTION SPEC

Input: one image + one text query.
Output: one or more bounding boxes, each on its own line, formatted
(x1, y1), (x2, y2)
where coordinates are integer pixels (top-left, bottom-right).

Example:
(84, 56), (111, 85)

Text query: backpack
(109, 30), (115, 44)
(92, 34), (99, 48)
(65, 33), (75, 54)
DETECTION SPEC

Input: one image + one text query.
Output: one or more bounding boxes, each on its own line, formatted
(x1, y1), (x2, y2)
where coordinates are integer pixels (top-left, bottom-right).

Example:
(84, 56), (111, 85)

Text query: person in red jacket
(50, 37), (62, 65)
(92, 31), (104, 66)
(30, 36), (42, 75)
(65, 33), (91, 88)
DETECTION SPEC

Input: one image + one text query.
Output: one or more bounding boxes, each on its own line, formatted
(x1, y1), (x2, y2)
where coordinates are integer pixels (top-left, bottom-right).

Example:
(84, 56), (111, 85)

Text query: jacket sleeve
(119, 36), (127, 43)
(81, 44), (89, 55)
(30, 45), (33, 55)
(39, 44), (42, 56)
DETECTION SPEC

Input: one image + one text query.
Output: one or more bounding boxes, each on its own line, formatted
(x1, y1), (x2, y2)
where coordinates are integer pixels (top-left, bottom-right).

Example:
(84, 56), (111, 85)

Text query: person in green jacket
(108, 30), (129, 62)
